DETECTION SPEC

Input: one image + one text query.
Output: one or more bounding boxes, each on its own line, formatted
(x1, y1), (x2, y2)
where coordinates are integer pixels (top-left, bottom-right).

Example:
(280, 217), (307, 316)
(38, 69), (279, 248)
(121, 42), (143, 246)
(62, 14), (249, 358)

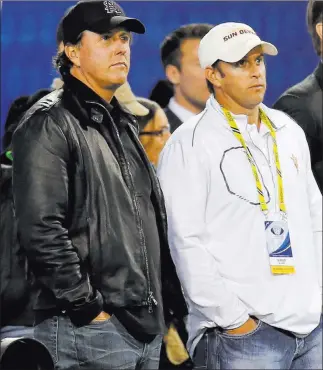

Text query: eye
(101, 34), (111, 41)
(256, 56), (264, 64)
(234, 59), (246, 67)
(120, 34), (131, 42)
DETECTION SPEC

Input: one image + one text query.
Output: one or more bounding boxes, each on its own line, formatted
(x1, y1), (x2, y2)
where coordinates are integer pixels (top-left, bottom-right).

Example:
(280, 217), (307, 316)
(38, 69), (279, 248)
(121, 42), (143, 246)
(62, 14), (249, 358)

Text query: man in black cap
(11, 1), (187, 369)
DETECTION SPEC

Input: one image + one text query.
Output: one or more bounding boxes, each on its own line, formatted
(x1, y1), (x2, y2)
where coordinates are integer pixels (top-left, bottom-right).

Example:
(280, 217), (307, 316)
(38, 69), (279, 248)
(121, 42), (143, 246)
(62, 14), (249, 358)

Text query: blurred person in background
(149, 79), (174, 110)
(115, 83), (171, 167)
(158, 24), (213, 133)
(1, 14), (65, 339)
(114, 81), (150, 116)
(11, 1), (186, 369)
(136, 97), (170, 167)
(158, 22), (322, 369)
(273, 0), (323, 193)
(0, 90), (51, 341)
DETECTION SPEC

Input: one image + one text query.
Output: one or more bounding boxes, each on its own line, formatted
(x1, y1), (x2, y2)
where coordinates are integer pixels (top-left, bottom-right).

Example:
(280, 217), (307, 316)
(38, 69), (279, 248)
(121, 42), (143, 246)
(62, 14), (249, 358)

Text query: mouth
(249, 84), (264, 89)
(111, 62), (127, 68)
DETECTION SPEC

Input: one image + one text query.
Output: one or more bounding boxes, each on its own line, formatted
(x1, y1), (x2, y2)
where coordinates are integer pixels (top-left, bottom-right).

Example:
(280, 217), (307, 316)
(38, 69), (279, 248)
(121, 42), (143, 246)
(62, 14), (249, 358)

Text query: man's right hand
(91, 311), (111, 323)
(224, 317), (258, 335)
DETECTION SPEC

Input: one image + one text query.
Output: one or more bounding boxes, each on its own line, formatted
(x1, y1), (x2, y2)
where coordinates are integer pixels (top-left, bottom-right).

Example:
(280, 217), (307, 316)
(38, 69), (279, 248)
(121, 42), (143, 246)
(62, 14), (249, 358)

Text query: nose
(114, 40), (129, 55)
(250, 62), (262, 78)
(252, 65), (262, 78)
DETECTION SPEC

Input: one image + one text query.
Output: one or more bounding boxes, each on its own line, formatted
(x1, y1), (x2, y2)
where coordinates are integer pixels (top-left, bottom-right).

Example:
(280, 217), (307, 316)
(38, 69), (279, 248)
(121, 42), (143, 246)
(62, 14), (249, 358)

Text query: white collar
(208, 95), (286, 132)
(168, 97), (196, 123)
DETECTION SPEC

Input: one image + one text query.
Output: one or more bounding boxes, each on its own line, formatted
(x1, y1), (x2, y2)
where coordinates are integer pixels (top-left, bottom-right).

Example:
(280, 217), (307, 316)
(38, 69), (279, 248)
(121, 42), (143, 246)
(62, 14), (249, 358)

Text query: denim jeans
(0, 326), (34, 340)
(193, 315), (322, 369)
(34, 314), (162, 369)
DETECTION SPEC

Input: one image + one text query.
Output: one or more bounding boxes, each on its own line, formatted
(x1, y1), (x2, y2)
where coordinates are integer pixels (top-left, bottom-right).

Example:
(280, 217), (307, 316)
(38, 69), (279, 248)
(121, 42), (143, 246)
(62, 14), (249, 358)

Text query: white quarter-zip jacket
(157, 96), (322, 357)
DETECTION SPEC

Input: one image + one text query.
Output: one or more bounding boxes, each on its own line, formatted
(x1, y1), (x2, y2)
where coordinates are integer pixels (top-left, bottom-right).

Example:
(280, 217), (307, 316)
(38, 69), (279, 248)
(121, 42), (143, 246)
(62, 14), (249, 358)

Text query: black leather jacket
(273, 63), (323, 193)
(12, 75), (187, 327)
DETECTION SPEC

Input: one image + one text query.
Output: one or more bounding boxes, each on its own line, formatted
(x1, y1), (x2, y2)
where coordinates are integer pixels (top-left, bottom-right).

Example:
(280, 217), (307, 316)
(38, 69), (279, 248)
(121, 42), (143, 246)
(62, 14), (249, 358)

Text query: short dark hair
(307, 0), (323, 55)
(53, 34), (83, 76)
(161, 23), (213, 70)
(149, 80), (173, 108)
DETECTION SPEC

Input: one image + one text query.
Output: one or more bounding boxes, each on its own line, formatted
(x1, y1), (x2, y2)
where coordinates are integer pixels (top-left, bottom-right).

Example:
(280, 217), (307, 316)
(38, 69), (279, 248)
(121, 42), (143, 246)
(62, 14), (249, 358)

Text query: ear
(316, 22), (323, 41)
(58, 41), (64, 54)
(205, 66), (222, 89)
(165, 64), (181, 85)
(64, 44), (81, 68)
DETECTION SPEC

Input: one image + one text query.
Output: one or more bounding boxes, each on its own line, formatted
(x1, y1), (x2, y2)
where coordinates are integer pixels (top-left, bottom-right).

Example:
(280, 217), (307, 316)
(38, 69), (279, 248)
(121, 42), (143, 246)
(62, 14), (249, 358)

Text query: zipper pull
(147, 291), (158, 313)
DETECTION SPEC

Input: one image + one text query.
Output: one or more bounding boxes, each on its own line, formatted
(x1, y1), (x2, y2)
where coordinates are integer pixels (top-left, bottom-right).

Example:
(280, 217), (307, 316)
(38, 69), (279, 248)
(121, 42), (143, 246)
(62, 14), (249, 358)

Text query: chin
(251, 94), (265, 106)
(114, 78), (127, 87)
(106, 73), (128, 87)
(244, 99), (263, 110)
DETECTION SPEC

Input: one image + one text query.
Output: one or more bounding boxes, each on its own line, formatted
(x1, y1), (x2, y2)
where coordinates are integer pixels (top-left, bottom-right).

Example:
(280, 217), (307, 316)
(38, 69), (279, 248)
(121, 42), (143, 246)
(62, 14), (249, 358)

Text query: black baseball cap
(62, 0), (145, 44)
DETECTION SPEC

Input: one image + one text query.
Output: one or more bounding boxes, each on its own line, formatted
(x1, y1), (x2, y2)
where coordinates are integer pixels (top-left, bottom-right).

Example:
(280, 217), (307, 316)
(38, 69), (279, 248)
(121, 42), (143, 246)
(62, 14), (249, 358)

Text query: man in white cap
(157, 22), (322, 369)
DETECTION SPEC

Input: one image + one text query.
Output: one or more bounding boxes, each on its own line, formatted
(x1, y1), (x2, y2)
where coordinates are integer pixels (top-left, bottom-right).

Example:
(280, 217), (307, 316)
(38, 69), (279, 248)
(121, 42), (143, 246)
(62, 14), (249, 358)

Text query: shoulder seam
(192, 109), (208, 147)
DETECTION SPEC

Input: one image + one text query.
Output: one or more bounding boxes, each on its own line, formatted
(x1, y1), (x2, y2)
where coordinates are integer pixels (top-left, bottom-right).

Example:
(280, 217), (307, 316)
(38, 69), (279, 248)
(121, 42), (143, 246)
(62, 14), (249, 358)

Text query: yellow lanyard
(222, 107), (287, 215)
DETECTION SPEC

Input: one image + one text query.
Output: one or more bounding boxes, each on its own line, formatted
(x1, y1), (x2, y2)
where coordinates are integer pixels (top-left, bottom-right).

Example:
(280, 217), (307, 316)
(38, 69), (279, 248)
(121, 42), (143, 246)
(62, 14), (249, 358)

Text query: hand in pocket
(224, 317), (258, 335)
(91, 311), (111, 323)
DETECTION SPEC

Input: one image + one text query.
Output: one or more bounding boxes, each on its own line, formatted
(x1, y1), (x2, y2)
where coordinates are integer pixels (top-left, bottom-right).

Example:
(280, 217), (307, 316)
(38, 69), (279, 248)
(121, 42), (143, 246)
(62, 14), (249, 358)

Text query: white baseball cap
(198, 22), (278, 68)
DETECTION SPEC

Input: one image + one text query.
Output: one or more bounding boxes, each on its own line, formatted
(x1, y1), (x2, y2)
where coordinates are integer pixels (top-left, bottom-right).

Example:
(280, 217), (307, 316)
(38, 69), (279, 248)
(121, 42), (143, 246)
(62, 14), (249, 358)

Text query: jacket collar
(62, 73), (136, 129)
(208, 95), (286, 132)
(314, 62), (323, 91)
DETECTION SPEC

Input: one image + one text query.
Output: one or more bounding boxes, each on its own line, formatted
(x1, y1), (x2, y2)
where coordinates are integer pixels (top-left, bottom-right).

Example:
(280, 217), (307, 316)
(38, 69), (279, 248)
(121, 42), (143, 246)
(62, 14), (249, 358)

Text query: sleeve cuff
(68, 290), (103, 327)
(222, 312), (250, 331)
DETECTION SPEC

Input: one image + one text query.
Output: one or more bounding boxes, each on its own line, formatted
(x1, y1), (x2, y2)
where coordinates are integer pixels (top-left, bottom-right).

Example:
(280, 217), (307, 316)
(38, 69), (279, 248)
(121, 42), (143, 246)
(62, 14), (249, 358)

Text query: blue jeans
(0, 326), (34, 340)
(34, 314), (162, 369)
(193, 315), (322, 369)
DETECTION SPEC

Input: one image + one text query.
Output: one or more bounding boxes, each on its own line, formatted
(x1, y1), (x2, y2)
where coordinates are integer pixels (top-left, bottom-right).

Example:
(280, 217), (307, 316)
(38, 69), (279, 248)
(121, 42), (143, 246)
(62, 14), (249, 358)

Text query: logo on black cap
(103, 1), (122, 15)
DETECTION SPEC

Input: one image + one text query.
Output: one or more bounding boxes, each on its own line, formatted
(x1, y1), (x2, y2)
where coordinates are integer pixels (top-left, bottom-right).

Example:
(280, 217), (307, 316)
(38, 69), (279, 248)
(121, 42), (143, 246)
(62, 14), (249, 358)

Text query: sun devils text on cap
(223, 29), (256, 42)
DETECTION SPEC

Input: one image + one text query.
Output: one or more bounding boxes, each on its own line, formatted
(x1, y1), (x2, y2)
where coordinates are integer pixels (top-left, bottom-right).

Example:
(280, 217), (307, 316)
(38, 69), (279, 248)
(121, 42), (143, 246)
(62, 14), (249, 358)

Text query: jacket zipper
(247, 130), (277, 212)
(86, 101), (157, 313)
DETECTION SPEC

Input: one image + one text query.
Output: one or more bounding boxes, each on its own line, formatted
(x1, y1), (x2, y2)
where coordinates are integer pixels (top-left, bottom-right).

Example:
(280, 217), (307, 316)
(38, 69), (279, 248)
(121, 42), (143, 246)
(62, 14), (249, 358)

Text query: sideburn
(216, 65), (226, 78)
(212, 61), (226, 78)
